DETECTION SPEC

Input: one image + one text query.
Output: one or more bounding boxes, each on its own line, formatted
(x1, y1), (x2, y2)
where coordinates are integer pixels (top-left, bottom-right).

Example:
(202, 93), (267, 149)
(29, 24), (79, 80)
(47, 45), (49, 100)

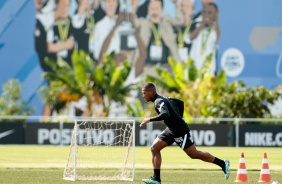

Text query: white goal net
(63, 119), (135, 181)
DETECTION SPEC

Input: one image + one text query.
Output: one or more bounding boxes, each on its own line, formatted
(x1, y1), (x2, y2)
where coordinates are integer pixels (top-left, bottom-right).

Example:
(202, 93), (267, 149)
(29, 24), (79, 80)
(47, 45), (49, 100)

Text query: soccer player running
(140, 83), (230, 184)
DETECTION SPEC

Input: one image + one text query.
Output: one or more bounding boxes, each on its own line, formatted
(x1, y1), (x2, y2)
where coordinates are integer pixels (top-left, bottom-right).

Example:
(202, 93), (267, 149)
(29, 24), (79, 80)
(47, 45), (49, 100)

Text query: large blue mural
(0, 0), (281, 115)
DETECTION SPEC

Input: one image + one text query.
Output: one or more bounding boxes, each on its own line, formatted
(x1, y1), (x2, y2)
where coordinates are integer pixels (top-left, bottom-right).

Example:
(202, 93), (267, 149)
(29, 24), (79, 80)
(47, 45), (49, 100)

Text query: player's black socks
(153, 169), (161, 182)
(213, 157), (226, 173)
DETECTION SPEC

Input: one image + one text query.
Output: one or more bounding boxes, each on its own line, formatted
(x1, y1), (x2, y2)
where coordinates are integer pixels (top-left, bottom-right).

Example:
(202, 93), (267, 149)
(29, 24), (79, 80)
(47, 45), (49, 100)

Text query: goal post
(63, 119), (135, 181)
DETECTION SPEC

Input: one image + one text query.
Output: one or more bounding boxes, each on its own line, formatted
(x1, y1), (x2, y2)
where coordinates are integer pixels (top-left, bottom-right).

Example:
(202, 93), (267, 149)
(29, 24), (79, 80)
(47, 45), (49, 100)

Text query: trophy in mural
(118, 0), (137, 50)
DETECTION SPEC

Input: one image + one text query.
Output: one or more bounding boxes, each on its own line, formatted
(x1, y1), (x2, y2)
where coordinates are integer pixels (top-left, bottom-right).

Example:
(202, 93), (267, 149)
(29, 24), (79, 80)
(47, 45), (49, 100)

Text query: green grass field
(0, 146), (281, 183)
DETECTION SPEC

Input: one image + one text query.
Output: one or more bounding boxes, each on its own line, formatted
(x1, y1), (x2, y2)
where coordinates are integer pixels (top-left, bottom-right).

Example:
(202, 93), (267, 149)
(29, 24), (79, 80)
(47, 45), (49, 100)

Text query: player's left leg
(183, 144), (230, 180)
(142, 137), (167, 184)
(151, 137), (168, 169)
(142, 129), (175, 184)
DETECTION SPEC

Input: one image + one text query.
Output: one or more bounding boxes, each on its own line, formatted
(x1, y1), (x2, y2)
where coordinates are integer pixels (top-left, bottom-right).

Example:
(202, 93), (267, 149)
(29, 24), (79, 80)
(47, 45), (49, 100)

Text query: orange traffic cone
(235, 152), (248, 182)
(258, 152), (271, 182)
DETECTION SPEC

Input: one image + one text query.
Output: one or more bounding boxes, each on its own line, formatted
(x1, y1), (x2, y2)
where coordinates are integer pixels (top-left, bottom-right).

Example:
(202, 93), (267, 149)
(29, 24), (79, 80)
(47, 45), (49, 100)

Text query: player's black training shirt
(150, 94), (190, 135)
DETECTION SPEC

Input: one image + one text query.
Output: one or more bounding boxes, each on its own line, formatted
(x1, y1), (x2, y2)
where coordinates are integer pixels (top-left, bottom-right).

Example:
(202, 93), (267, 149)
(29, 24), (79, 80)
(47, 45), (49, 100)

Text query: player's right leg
(224, 160), (230, 180)
(184, 144), (215, 162)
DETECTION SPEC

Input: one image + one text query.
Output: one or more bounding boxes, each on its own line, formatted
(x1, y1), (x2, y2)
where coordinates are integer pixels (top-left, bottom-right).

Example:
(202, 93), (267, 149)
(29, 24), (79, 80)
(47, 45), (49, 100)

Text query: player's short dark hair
(150, 0), (164, 8)
(207, 2), (218, 11)
(143, 82), (156, 91)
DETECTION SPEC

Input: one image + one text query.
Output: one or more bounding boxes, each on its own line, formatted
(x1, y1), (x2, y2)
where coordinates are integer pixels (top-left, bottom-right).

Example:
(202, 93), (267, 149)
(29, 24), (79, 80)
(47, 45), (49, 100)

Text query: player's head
(76, 0), (91, 15)
(148, 0), (163, 23)
(55, 0), (71, 19)
(103, 0), (118, 18)
(207, 2), (218, 13)
(181, 0), (194, 20)
(142, 83), (157, 102)
(203, 2), (218, 24)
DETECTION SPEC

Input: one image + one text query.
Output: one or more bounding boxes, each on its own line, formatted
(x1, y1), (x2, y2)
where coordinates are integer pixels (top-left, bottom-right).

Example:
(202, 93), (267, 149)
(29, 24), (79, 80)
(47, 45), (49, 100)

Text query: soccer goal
(63, 119), (135, 181)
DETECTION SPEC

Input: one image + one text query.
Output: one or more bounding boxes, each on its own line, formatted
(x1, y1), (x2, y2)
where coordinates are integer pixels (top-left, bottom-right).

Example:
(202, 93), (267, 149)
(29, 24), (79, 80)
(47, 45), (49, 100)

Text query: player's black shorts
(158, 128), (194, 149)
